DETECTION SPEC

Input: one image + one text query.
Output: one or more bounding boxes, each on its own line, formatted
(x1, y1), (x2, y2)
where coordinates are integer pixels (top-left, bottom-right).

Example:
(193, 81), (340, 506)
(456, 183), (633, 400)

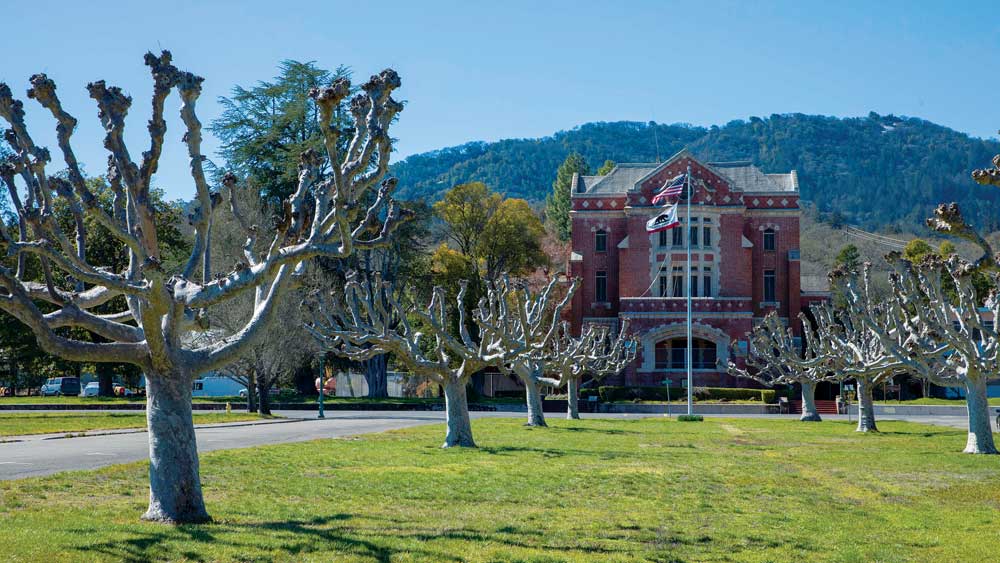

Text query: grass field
(0, 412), (268, 437)
(1, 418), (998, 562)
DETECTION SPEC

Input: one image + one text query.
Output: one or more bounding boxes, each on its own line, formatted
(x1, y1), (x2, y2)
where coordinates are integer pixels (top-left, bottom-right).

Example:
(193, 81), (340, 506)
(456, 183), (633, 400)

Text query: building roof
(576, 163), (658, 195)
(800, 274), (830, 293)
(572, 152), (797, 197)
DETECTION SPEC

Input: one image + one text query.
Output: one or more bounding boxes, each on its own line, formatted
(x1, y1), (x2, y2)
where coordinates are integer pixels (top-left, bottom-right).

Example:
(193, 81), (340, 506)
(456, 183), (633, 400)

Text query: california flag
(646, 204), (680, 233)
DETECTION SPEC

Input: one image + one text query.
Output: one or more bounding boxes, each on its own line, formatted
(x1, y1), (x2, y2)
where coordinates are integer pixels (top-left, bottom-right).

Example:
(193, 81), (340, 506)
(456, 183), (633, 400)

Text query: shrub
(677, 414), (704, 422)
(597, 386), (776, 403)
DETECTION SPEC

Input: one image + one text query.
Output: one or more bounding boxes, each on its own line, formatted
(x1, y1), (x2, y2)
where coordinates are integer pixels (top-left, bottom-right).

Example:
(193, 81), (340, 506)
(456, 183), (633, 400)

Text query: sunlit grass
(0, 412), (269, 437)
(0, 418), (998, 562)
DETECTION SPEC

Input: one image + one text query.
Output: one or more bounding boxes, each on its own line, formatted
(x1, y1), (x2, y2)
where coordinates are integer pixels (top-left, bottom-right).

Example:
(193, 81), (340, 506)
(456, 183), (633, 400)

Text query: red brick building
(567, 149), (828, 387)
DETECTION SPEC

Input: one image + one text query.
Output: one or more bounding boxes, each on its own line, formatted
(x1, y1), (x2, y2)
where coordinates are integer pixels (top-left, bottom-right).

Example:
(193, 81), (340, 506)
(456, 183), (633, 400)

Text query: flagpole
(685, 164), (693, 416)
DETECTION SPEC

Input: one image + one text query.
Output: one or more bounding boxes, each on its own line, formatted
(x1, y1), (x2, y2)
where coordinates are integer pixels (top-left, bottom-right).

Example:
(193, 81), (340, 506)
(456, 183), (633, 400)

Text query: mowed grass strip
(1, 418), (998, 562)
(0, 412), (269, 437)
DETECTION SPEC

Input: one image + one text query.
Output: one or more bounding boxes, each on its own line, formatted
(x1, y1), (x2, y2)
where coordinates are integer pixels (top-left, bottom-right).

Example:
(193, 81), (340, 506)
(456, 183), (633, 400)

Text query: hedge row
(596, 385), (777, 404)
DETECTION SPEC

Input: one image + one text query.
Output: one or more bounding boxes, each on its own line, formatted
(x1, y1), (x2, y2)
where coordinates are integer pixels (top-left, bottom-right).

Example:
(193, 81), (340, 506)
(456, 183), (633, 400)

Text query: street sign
(661, 379), (672, 386)
(681, 379), (688, 388)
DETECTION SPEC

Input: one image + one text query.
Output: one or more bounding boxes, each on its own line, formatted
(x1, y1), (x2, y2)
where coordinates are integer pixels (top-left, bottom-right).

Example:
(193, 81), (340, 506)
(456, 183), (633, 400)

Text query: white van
(192, 376), (247, 398)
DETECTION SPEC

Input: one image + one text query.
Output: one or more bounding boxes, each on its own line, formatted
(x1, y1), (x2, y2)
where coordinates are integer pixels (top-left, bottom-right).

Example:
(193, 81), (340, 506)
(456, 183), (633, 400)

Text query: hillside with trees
(391, 114), (1000, 231)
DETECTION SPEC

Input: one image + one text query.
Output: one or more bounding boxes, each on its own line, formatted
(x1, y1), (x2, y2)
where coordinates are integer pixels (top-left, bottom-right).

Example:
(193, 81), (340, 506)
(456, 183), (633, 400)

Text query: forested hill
(391, 114), (1000, 230)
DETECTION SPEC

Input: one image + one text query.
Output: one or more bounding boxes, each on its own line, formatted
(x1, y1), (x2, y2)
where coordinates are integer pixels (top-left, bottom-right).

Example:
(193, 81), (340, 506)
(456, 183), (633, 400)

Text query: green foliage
(903, 238), (936, 262)
(546, 153), (588, 241)
(938, 240), (957, 257)
(595, 159), (616, 175)
(210, 60), (353, 203)
(677, 414), (704, 421)
(433, 182), (547, 279)
(834, 244), (861, 271)
(392, 115), (1000, 231)
(598, 385), (776, 403)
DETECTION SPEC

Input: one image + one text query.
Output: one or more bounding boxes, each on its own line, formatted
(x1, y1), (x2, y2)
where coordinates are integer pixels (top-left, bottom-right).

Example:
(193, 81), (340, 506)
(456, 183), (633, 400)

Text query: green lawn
(876, 397), (1000, 406)
(0, 412), (269, 437)
(1, 418), (998, 562)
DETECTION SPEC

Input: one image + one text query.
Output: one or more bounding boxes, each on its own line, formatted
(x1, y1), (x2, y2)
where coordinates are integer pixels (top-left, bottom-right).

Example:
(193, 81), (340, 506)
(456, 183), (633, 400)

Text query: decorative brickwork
(568, 150), (827, 388)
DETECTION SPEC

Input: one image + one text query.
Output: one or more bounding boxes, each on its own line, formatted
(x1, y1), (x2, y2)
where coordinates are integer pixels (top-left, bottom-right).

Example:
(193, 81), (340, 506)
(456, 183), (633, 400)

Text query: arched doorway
(638, 323), (730, 373)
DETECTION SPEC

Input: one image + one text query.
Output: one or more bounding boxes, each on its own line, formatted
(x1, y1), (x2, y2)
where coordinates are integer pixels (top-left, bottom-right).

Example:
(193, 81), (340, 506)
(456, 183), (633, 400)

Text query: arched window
(763, 228), (776, 251)
(595, 229), (608, 252)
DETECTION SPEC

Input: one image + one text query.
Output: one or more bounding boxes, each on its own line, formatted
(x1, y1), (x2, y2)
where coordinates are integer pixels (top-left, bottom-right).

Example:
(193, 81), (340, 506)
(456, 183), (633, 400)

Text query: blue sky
(2, 0), (998, 200)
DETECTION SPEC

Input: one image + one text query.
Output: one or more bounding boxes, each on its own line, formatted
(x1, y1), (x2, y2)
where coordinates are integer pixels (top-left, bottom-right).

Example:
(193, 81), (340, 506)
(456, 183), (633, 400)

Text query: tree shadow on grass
(553, 426), (637, 435)
(75, 512), (625, 563)
(76, 513), (464, 563)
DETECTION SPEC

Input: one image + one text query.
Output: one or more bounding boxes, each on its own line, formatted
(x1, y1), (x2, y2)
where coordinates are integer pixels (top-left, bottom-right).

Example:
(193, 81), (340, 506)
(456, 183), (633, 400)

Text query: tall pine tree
(547, 153), (589, 241)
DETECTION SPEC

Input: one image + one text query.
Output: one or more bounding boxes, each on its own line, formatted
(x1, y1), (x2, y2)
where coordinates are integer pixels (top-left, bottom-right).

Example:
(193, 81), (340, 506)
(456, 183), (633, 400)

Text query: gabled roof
(572, 150), (798, 196)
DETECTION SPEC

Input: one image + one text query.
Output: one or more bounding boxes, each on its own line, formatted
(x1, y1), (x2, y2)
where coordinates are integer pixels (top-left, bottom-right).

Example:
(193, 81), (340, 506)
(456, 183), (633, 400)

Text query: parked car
(82, 382), (100, 397)
(40, 377), (81, 397)
(113, 383), (135, 397)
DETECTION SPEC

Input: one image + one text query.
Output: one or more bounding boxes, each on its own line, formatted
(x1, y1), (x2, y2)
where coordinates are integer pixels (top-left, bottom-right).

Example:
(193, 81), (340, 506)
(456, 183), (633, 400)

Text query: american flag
(651, 173), (686, 205)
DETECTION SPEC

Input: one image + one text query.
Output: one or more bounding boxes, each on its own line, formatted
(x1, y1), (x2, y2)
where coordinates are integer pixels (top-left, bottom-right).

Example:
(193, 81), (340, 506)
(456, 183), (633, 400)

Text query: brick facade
(567, 150), (827, 388)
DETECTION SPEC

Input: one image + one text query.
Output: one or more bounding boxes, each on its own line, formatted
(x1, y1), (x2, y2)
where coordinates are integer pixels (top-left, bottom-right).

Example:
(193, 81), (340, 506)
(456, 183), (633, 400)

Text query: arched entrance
(638, 323), (730, 373)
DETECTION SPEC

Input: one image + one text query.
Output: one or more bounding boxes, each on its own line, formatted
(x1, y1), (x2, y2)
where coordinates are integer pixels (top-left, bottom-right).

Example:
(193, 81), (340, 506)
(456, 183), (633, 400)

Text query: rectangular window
(659, 275), (669, 298)
(763, 269), (776, 302)
(595, 230), (607, 253)
(655, 342), (670, 370)
(659, 229), (668, 248)
(596, 271), (608, 302)
(703, 267), (712, 297)
(690, 268), (698, 297)
(690, 223), (699, 247)
(670, 345), (686, 369)
(763, 229), (776, 252)
(672, 226), (683, 247)
(672, 267), (683, 297)
(703, 226), (712, 247)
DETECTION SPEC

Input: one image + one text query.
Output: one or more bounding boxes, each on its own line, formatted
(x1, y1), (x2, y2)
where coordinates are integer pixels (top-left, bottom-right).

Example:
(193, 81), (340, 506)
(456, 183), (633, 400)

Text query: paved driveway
(0, 410), (985, 481)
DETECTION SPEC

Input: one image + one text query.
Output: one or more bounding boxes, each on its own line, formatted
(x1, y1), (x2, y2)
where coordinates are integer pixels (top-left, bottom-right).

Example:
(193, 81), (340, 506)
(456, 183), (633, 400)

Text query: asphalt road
(0, 410), (985, 481)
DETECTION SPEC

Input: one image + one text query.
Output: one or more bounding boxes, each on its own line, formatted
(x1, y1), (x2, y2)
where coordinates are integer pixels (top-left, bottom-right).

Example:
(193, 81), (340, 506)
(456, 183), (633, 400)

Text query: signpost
(317, 355), (326, 420)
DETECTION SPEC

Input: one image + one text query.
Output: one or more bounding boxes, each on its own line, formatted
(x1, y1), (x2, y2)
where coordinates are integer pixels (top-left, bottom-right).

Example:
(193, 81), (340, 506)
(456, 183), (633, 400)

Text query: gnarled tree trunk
(142, 371), (209, 524)
(363, 353), (389, 398)
(963, 375), (997, 454)
(442, 379), (475, 448)
(856, 377), (878, 433)
(97, 363), (115, 397)
(524, 378), (547, 427)
(566, 377), (580, 420)
(799, 381), (821, 422)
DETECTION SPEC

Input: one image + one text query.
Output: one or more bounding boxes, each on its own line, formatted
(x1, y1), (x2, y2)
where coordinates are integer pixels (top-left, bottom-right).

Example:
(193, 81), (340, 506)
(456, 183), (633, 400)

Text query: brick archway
(637, 322), (730, 373)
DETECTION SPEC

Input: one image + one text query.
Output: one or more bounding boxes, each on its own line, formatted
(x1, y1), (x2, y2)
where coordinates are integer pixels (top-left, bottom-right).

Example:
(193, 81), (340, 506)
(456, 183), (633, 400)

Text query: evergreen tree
(596, 159), (616, 175)
(546, 152), (588, 241)
(834, 244), (861, 271)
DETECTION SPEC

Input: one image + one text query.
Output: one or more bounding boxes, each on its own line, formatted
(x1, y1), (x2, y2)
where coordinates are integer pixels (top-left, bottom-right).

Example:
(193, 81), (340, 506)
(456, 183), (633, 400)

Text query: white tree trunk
(856, 377), (878, 433)
(524, 378), (547, 427)
(442, 379), (476, 448)
(799, 381), (822, 422)
(566, 377), (580, 420)
(142, 371), (210, 523)
(963, 376), (997, 454)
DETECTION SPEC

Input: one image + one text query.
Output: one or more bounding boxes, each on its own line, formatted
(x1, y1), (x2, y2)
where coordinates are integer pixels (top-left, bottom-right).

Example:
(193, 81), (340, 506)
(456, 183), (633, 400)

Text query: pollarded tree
(549, 320), (636, 420)
(870, 253), (998, 454)
(819, 265), (905, 432)
(727, 312), (833, 422)
(0, 52), (405, 523)
(309, 274), (502, 447)
(474, 276), (579, 427)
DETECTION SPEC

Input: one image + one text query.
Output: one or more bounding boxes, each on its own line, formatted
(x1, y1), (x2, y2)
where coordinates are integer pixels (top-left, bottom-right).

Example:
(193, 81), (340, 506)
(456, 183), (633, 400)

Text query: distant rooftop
(572, 151), (798, 197)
